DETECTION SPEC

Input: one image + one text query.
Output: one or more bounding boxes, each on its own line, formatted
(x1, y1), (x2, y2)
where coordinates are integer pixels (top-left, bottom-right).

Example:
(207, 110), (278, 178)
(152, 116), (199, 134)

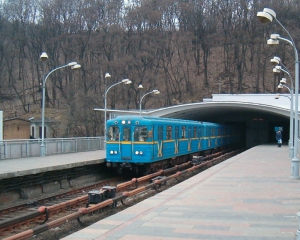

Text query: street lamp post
(139, 90), (160, 116)
(104, 77), (132, 148)
(257, 8), (300, 179)
(103, 73), (111, 136)
(277, 81), (294, 159)
(40, 60), (81, 157)
(272, 56), (295, 159)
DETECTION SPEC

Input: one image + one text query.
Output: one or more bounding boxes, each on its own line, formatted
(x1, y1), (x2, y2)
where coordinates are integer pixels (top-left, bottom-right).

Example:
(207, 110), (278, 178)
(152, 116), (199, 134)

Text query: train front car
(106, 115), (154, 174)
(105, 115), (243, 175)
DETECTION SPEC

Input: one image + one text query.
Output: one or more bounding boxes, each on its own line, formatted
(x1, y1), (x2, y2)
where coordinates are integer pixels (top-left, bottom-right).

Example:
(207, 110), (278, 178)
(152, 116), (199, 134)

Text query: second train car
(105, 115), (241, 174)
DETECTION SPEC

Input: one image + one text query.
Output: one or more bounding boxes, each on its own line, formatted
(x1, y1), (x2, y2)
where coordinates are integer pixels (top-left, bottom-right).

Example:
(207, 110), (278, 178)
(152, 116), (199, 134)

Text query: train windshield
(134, 126), (149, 142)
(107, 126), (120, 141)
(123, 127), (131, 141)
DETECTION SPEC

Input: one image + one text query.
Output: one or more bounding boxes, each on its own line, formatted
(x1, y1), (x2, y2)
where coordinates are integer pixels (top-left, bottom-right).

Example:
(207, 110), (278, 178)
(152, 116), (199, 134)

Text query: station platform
(0, 150), (105, 180)
(62, 145), (300, 239)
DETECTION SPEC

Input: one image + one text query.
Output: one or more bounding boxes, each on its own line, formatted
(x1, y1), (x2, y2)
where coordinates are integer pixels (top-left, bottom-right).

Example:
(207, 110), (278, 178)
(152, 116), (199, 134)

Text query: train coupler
(120, 162), (132, 169)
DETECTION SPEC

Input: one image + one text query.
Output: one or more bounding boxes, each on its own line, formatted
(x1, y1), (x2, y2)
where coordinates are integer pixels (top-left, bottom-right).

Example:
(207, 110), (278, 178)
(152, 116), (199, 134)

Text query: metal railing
(0, 137), (104, 160)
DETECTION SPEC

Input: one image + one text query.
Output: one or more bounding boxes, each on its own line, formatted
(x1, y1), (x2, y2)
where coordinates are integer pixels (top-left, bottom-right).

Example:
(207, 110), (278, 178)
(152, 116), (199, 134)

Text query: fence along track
(0, 137), (104, 159)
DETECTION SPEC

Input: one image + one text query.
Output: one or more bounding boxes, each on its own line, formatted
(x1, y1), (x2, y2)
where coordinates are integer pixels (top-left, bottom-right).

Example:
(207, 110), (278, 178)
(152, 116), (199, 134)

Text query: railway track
(0, 148), (242, 239)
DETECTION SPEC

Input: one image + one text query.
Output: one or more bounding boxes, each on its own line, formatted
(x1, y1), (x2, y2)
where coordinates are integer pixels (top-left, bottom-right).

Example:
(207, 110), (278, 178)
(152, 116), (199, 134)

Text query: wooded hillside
(0, 0), (298, 137)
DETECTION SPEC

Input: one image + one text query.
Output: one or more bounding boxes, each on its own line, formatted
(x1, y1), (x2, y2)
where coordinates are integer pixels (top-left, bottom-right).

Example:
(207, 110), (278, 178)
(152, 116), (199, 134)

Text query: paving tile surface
(61, 145), (300, 239)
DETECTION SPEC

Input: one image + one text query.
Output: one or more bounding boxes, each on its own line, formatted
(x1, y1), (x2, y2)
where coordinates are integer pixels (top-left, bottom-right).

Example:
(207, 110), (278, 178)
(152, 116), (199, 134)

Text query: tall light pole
(139, 90), (160, 116)
(103, 72), (111, 136)
(272, 56), (295, 160)
(257, 8), (299, 179)
(277, 81), (294, 159)
(104, 77), (132, 147)
(40, 60), (81, 157)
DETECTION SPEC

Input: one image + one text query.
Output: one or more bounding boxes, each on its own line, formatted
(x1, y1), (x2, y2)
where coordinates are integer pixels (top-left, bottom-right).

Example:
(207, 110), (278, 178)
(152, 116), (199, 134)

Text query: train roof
(107, 115), (224, 127)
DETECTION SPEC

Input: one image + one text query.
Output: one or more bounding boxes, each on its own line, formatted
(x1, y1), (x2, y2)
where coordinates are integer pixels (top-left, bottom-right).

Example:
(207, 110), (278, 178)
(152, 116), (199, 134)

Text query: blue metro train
(105, 115), (242, 174)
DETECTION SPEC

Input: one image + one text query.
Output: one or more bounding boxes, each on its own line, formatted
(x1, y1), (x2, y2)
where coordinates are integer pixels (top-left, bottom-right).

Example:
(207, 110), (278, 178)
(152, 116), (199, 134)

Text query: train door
(175, 126), (179, 154)
(188, 127), (192, 151)
(198, 127), (202, 149)
(121, 127), (132, 160)
(157, 126), (163, 157)
(214, 127), (218, 146)
(149, 127), (154, 158)
(208, 127), (211, 148)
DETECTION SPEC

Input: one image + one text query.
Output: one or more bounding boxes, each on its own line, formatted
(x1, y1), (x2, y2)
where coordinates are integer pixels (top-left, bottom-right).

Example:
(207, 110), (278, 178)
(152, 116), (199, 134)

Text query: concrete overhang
(149, 101), (290, 122)
(95, 94), (294, 123)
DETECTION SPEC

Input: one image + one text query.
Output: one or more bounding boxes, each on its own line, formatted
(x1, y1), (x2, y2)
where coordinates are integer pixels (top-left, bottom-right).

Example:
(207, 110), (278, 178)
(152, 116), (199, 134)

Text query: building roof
(3, 117), (30, 123)
(30, 117), (55, 123)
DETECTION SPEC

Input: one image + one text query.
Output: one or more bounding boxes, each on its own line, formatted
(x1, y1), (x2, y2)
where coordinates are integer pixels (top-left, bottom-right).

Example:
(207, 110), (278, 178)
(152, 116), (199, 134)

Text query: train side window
(134, 126), (148, 142)
(108, 126), (120, 141)
(166, 126), (172, 140)
(182, 126), (186, 138)
(199, 127), (203, 137)
(158, 126), (163, 140)
(187, 127), (191, 138)
(193, 127), (197, 138)
(175, 126), (179, 139)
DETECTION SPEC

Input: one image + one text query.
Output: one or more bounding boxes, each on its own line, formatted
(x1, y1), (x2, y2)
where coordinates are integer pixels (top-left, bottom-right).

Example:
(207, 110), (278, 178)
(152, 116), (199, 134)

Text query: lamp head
(105, 73), (111, 78)
(125, 80), (132, 85)
(40, 52), (48, 61)
(270, 56), (281, 65)
(271, 34), (280, 40)
(153, 90), (160, 94)
(280, 78), (287, 84)
(257, 8), (276, 23)
(273, 65), (282, 74)
(267, 39), (279, 45)
(277, 83), (283, 89)
(138, 84), (143, 89)
(67, 62), (77, 66)
(71, 64), (81, 70)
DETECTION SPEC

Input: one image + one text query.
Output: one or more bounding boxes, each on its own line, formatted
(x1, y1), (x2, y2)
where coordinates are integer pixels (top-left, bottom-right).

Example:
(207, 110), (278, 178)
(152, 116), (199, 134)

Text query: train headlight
(110, 150), (118, 155)
(114, 150), (118, 154)
(139, 151), (143, 155)
(110, 150), (114, 154)
(135, 151), (143, 155)
(135, 151), (139, 155)
(122, 120), (126, 124)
